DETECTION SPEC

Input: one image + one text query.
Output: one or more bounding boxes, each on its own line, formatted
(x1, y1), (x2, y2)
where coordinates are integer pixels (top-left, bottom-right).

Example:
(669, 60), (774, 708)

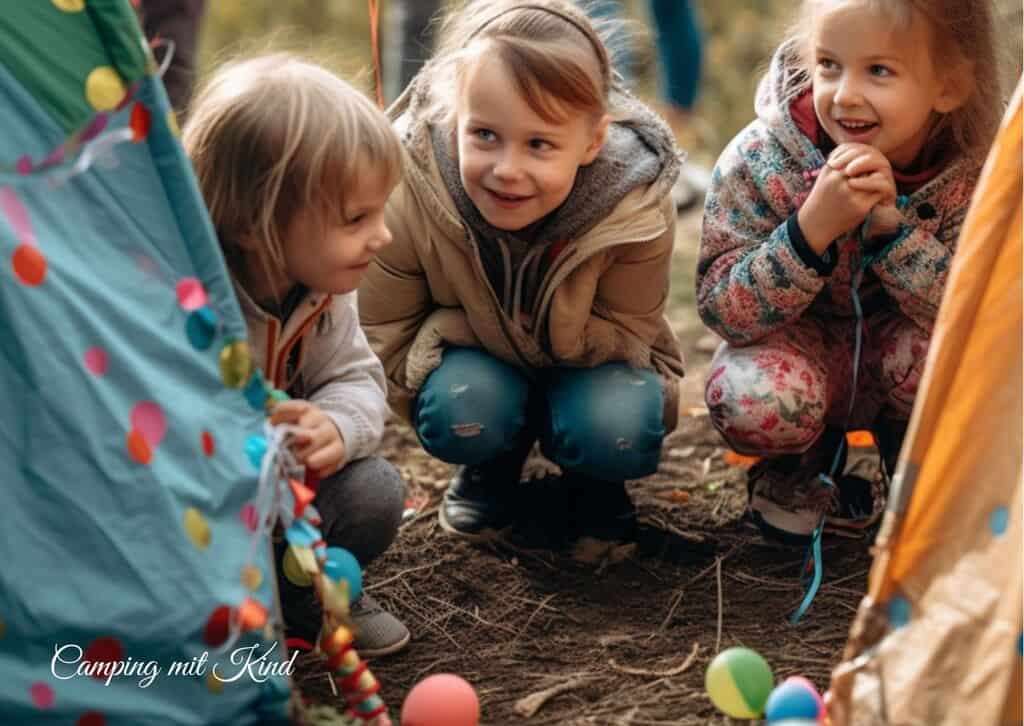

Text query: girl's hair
(183, 53), (402, 287)
(774, 0), (1003, 162)
(423, 0), (627, 128)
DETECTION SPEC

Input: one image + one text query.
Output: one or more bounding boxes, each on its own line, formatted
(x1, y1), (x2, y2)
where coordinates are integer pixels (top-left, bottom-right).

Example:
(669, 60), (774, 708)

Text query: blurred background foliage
(196, 0), (792, 166)
(196, 0), (1022, 167)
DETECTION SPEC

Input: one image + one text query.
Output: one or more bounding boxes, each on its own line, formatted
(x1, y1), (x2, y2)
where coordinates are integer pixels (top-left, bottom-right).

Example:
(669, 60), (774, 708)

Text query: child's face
(809, 1), (957, 169)
(280, 166), (393, 297)
(455, 54), (608, 232)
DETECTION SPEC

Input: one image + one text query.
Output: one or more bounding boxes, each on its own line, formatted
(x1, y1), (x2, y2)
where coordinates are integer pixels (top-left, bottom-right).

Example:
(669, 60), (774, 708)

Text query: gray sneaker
(350, 593), (410, 658)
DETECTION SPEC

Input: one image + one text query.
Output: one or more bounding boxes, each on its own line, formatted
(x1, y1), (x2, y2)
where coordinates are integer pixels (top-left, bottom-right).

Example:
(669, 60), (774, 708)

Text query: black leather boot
(439, 446), (529, 540)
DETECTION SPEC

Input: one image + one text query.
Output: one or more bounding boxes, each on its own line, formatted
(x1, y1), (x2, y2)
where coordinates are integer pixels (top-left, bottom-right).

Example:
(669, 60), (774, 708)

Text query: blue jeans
(414, 348), (666, 481)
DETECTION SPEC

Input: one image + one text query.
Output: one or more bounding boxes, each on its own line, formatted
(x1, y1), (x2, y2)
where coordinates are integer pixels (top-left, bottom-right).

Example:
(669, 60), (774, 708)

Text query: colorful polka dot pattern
(0, 7), (299, 720)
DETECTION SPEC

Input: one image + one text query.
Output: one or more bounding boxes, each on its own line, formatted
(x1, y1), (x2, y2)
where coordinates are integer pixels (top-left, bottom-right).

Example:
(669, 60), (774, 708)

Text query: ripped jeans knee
(413, 348), (531, 465)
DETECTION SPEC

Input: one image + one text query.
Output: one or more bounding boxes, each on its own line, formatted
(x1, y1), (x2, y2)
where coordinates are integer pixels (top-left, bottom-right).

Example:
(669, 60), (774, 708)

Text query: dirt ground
(296, 208), (879, 724)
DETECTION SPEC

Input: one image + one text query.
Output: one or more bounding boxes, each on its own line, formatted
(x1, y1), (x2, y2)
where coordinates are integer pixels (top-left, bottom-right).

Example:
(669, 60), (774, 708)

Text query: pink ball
(401, 674), (480, 726)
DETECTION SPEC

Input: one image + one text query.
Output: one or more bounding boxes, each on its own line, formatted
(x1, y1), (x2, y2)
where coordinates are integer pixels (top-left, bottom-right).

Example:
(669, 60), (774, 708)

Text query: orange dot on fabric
(84, 347), (109, 376)
(206, 672), (224, 694)
(84, 638), (124, 680)
(238, 599), (267, 632)
(77, 712), (106, 726)
(30, 682), (54, 709)
(201, 430), (215, 457)
(130, 102), (151, 142)
(204, 605), (232, 647)
(85, 67), (125, 111)
(241, 566), (263, 591)
(184, 508), (211, 549)
(126, 429), (152, 465)
(130, 401), (166, 447)
(176, 277), (207, 311)
(12, 244), (47, 286)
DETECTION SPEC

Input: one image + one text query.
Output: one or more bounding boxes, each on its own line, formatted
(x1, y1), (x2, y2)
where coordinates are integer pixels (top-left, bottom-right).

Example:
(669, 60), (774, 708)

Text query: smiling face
(810, 0), (962, 169)
(455, 52), (608, 231)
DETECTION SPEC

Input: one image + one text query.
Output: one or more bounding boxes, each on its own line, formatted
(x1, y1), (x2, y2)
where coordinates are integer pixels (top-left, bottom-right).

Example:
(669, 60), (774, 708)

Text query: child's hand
(827, 143), (896, 204)
(269, 400), (347, 477)
(797, 163), (887, 254)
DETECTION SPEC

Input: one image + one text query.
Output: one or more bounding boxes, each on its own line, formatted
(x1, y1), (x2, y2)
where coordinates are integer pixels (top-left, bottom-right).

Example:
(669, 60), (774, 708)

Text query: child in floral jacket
(697, 0), (1002, 543)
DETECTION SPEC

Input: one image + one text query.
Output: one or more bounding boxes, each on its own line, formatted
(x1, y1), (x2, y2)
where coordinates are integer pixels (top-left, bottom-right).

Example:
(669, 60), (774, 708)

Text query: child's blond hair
(184, 53), (403, 291)
(423, 0), (628, 129)
(774, 0), (1004, 162)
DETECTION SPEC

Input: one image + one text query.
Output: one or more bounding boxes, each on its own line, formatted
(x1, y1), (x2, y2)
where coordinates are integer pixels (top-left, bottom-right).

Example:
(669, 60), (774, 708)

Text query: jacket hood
(754, 45), (826, 168)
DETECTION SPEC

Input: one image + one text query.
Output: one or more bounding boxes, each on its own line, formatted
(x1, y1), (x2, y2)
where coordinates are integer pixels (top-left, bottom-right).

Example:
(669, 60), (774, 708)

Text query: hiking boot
(350, 593), (410, 658)
(439, 459), (518, 541)
(747, 455), (882, 546)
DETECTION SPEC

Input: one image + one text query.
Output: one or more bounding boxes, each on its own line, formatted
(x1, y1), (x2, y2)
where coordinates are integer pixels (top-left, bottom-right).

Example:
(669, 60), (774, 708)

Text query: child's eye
(817, 58), (838, 72)
(529, 138), (554, 151)
(869, 64), (893, 77)
(473, 128), (496, 143)
(346, 214), (365, 226)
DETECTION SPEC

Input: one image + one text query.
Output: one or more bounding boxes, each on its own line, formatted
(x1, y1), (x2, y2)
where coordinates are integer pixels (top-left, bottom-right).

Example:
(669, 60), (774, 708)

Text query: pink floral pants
(705, 310), (928, 456)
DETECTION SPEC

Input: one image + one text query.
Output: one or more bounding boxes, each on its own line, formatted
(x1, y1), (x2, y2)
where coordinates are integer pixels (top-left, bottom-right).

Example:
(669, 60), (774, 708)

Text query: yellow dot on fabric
(52, 0), (85, 11)
(183, 507), (211, 549)
(219, 341), (253, 389)
(166, 110), (181, 138)
(282, 547), (313, 587)
(206, 672), (224, 694)
(85, 67), (125, 111)
(241, 566), (263, 591)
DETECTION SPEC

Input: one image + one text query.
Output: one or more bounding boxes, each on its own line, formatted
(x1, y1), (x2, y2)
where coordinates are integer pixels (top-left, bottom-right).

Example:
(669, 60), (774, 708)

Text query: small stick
(514, 676), (593, 718)
(608, 641), (701, 677)
(715, 555), (724, 653)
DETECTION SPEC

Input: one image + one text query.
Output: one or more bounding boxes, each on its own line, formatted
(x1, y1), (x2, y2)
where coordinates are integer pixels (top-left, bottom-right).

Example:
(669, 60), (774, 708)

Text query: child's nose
(833, 76), (863, 107)
(493, 151), (524, 180)
(372, 222), (393, 250)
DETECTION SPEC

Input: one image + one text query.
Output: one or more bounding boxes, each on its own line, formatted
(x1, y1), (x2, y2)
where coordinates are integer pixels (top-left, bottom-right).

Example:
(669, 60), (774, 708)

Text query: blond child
(184, 54), (410, 656)
(698, 0), (1002, 543)
(359, 0), (686, 549)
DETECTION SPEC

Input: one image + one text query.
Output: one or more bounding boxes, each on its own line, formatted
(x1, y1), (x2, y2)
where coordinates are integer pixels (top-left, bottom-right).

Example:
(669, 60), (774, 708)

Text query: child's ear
(581, 113), (611, 165)
(935, 60), (974, 114)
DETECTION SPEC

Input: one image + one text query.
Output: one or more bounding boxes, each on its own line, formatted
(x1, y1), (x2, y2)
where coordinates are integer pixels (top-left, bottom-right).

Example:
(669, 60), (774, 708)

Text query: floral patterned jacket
(697, 48), (981, 347)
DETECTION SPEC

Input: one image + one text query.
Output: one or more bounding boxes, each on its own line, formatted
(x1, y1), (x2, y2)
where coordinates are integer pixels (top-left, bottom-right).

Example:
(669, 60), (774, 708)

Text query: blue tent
(0, 2), (293, 722)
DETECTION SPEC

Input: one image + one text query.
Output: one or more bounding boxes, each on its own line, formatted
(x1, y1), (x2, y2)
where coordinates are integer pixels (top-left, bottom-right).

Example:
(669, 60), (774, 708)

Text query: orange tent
(829, 78), (1023, 724)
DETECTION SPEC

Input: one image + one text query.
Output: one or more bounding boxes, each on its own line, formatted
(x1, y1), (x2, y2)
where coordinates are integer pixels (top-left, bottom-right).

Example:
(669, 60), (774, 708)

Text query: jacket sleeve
(358, 181), (435, 421)
(304, 294), (389, 464)
(865, 201), (970, 331)
(696, 129), (834, 346)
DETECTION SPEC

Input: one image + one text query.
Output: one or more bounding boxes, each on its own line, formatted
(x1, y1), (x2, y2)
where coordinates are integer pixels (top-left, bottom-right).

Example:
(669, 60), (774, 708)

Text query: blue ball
(765, 676), (824, 723)
(324, 546), (363, 601)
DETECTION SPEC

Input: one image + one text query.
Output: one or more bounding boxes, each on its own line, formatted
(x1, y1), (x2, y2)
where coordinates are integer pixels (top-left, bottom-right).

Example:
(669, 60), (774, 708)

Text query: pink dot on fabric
(239, 503), (259, 532)
(30, 682), (54, 709)
(78, 712), (106, 726)
(176, 278), (208, 311)
(16, 156), (33, 175)
(130, 401), (166, 447)
(201, 430), (215, 457)
(84, 347), (109, 376)
(0, 187), (36, 246)
(84, 637), (124, 680)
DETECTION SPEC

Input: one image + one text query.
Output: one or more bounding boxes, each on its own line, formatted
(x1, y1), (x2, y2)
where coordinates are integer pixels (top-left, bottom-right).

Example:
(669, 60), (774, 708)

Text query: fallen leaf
(724, 450), (761, 468)
(655, 489), (691, 504)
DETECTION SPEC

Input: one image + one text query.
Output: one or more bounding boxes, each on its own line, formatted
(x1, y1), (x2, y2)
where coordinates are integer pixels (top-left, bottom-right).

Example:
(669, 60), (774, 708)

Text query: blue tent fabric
(0, 20), (290, 726)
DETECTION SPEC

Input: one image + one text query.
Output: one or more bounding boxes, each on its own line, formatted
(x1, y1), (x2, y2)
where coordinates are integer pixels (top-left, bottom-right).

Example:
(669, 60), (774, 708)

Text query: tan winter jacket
(359, 79), (686, 431)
